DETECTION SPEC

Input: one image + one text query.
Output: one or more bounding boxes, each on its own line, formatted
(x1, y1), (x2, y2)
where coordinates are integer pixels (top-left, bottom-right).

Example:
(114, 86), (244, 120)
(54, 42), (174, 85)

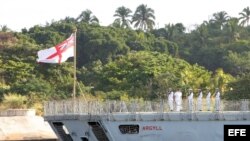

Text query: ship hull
(45, 111), (250, 141)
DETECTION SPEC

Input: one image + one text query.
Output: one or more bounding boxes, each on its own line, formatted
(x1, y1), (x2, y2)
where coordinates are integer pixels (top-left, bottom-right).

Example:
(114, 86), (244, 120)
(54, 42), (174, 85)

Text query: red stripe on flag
(45, 35), (74, 63)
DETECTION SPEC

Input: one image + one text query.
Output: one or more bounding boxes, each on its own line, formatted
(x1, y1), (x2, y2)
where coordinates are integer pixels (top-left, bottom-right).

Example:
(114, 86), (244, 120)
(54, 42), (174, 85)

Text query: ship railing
(44, 99), (250, 116)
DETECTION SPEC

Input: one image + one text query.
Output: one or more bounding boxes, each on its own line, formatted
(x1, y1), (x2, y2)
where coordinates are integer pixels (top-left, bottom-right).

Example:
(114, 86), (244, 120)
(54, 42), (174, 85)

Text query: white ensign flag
(37, 34), (74, 63)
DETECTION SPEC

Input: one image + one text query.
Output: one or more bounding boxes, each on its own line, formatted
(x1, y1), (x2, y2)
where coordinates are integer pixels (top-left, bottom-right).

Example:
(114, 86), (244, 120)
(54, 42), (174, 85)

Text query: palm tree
(164, 24), (176, 40)
(132, 4), (155, 31)
(64, 16), (76, 23)
(174, 23), (186, 34)
(113, 6), (132, 28)
(164, 23), (185, 40)
(194, 23), (209, 47)
(239, 6), (250, 26)
(76, 9), (99, 24)
(210, 11), (230, 30)
(225, 18), (240, 42)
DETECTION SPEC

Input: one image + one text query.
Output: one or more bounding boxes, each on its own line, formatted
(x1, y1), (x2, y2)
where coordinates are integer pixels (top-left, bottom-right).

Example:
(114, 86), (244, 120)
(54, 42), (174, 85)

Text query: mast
(73, 29), (77, 99)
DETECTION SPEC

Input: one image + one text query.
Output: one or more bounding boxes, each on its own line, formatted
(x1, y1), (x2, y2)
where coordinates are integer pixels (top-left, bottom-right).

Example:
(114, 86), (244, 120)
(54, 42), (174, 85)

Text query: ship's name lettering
(142, 126), (162, 131)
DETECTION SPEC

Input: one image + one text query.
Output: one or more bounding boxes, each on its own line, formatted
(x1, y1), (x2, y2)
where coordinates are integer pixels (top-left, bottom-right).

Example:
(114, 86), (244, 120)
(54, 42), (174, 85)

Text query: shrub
(2, 93), (27, 109)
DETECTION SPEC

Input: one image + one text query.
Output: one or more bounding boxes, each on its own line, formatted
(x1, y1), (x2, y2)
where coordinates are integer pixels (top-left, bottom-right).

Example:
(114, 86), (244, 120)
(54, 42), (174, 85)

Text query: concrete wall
(0, 109), (36, 117)
(0, 109), (57, 141)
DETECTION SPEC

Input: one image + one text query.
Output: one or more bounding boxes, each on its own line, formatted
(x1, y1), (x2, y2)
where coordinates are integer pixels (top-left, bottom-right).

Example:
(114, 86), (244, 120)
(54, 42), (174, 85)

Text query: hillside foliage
(1, 6), (250, 111)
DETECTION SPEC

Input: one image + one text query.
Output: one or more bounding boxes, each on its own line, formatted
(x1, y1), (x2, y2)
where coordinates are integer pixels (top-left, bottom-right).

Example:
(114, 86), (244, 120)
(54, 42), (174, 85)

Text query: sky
(0, 0), (249, 32)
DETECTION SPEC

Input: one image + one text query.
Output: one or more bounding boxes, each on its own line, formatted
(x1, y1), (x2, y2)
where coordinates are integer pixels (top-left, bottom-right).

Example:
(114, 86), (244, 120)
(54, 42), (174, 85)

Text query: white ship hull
(44, 100), (250, 141)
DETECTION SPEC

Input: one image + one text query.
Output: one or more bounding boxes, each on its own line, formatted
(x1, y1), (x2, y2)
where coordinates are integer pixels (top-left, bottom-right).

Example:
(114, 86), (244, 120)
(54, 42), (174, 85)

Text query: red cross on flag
(37, 34), (75, 63)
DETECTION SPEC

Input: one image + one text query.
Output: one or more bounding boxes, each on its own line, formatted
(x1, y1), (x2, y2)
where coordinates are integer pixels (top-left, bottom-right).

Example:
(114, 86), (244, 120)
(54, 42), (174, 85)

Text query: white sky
(0, 0), (249, 31)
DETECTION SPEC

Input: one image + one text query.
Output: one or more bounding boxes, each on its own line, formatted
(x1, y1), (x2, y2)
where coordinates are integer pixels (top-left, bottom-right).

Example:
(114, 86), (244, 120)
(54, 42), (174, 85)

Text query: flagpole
(73, 29), (77, 99)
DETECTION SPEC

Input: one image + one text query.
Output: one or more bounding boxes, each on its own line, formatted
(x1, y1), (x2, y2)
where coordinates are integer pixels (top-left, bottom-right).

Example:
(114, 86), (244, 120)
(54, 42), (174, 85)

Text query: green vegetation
(0, 5), (250, 111)
(1, 93), (27, 109)
(113, 6), (132, 28)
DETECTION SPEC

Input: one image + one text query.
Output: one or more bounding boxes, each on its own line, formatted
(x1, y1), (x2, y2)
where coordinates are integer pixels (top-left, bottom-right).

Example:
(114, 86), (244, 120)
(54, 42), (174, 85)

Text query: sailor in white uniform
(215, 88), (220, 111)
(197, 89), (203, 111)
(120, 101), (127, 112)
(174, 89), (182, 112)
(187, 89), (194, 111)
(167, 89), (174, 111)
(206, 91), (211, 111)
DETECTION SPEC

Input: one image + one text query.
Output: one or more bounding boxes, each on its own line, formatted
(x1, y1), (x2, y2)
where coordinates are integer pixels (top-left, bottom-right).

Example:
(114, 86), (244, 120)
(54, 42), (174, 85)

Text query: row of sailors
(168, 89), (220, 112)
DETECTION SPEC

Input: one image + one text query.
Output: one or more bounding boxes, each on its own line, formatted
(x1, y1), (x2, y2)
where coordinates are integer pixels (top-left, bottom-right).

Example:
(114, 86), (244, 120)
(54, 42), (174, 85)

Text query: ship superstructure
(44, 99), (250, 141)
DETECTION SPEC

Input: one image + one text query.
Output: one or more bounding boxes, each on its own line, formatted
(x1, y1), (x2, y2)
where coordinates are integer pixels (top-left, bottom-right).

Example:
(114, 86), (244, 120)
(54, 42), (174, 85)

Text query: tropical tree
(0, 25), (11, 32)
(76, 9), (99, 24)
(174, 23), (186, 34)
(193, 23), (209, 47)
(164, 24), (176, 40)
(164, 23), (186, 41)
(212, 68), (234, 93)
(224, 73), (250, 100)
(63, 16), (76, 24)
(91, 51), (212, 99)
(224, 50), (250, 75)
(210, 11), (230, 30)
(225, 18), (240, 42)
(239, 6), (250, 26)
(132, 4), (155, 31)
(113, 6), (132, 28)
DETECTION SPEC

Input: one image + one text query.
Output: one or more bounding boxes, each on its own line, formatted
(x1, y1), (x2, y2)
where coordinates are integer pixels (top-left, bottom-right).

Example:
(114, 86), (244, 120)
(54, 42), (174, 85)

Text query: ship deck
(44, 99), (250, 121)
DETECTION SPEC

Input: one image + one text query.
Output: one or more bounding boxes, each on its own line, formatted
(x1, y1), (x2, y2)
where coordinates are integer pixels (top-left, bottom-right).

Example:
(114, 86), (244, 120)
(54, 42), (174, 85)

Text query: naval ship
(44, 99), (250, 141)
